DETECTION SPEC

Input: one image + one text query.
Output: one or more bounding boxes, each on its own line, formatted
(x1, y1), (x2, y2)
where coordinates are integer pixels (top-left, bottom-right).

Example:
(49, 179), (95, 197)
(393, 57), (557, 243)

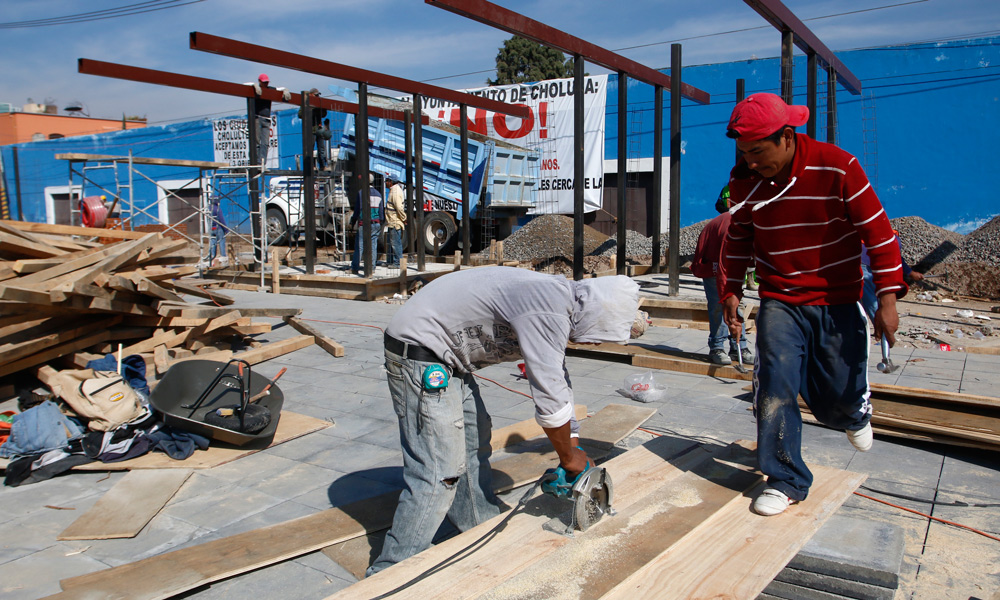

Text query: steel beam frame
(743, 0), (862, 95)
(77, 59), (422, 123)
(425, 0), (710, 105)
(189, 32), (529, 118)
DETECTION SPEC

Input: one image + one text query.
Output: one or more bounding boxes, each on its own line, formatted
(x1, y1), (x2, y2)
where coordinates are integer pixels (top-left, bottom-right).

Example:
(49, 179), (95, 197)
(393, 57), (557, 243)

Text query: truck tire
(266, 207), (289, 245)
(423, 211), (457, 254)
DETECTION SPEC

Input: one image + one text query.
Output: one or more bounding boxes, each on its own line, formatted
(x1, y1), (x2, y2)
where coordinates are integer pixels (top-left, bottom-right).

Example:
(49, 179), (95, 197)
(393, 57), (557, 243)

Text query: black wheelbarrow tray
(150, 359), (284, 446)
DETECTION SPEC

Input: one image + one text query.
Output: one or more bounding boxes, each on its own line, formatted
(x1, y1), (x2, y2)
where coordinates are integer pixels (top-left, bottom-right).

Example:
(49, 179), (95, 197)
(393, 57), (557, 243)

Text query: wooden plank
(57, 470), (192, 540)
(284, 316), (345, 358)
(325, 436), (713, 600)
(0, 231), (67, 259)
(55, 152), (229, 169)
(3, 220), (152, 240)
(233, 335), (314, 365)
(67, 410), (327, 471)
(156, 304), (301, 319)
(602, 465), (865, 600)
(54, 406), (653, 599)
(490, 404), (587, 451)
(0, 316), (119, 365)
(162, 278), (235, 305)
(632, 352), (753, 381)
(0, 321), (118, 378)
(451, 444), (764, 600)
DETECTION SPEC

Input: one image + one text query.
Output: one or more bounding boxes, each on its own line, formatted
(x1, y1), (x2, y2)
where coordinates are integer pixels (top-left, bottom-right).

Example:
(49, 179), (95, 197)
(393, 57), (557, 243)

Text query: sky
(2, 0), (999, 124)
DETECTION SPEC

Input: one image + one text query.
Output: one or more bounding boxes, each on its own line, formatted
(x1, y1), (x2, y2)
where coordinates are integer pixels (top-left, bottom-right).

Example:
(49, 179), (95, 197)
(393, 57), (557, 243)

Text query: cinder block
(786, 513), (905, 589)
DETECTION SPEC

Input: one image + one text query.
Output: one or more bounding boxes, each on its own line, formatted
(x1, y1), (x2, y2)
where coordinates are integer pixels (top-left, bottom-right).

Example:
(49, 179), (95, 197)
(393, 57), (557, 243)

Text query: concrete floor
(1, 273), (998, 600)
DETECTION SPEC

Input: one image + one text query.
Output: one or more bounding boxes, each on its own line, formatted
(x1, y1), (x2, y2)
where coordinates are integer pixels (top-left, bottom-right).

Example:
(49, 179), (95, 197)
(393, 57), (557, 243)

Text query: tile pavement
(0, 273), (998, 599)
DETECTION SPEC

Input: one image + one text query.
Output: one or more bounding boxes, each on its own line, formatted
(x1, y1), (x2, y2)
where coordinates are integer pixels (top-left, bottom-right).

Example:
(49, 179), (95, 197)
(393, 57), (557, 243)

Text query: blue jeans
(754, 299), (872, 501)
(208, 228), (226, 262)
(367, 348), (502, 575)
(860, 264), (877, 321)
(703, 277), (748, 353)
(350, 223), (380, 272)
(387, 227), (404, 266)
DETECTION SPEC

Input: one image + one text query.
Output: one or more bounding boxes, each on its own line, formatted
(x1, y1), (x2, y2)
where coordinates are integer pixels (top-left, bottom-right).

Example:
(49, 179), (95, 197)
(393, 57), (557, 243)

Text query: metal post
(667, 44), (682, 292)
(246, 97), (262, 270)
(12, 147), (23, 221)
(413, 95), (426, 271)
(459, 102), (470, 266)
(357, 82), (373, 278)
(826, 65), (838, 144)
(781, 29), (794, 104)
(735, 79), (745, 164)
(573, 54), (585, 282)
(301, 92), (316, 275)
(807, 52), (817, 139)
(404, 109), (415, 255)
(616, 71), (627, 276)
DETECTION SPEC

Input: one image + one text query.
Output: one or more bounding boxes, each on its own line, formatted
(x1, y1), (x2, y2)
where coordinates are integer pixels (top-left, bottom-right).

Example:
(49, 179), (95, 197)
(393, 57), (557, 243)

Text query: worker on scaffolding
(207, 194), (229, 269)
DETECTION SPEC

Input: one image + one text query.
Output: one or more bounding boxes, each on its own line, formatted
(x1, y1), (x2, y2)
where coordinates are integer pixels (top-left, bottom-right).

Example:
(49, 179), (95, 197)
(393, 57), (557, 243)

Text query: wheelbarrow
(150, 359), (284, 446)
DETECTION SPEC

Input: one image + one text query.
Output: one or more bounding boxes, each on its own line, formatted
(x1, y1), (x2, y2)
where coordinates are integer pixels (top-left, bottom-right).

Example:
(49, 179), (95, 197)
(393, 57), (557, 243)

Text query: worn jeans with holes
(753, 299), (872, 502)
(366, 348), (502, 576)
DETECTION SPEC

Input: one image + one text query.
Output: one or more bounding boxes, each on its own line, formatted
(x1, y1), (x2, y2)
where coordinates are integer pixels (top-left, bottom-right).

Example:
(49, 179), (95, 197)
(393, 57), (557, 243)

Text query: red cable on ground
(853, 492), (1000, 543)
(637, 427), (999, 543)
(473, 374), (533, 399)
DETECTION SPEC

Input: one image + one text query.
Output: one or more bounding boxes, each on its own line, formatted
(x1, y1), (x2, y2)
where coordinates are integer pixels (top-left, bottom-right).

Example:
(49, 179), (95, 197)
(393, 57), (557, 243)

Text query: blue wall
(4, 36), (997, 233)
(605, 35), (1000, 231)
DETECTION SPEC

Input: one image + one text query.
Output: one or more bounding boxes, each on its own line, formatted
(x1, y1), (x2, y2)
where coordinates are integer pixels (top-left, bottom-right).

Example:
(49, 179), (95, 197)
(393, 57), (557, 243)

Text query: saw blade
(573, 481), (609, 531)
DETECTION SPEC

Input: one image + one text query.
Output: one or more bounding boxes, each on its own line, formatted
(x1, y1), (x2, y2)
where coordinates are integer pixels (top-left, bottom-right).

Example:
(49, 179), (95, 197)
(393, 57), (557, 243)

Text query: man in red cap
(252, 73), (273, 165)
(720, 93), (907, 516)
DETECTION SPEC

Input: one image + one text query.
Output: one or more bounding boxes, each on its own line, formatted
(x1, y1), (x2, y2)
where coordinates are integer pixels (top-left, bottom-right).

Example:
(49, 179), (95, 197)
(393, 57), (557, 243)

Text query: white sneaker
(846, 423), (873, 452)
(752, 487), (797, 516)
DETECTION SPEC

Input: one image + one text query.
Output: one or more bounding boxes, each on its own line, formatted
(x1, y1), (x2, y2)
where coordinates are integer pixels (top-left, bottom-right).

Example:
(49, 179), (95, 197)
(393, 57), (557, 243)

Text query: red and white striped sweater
(721, 133), (908, 306)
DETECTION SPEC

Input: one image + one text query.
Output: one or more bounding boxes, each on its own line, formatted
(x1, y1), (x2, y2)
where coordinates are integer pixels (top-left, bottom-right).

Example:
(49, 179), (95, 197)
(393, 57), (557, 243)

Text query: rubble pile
(954, 215), (1000, 265)
(890, 216), (966, 268)
(501, 215), (608, 262)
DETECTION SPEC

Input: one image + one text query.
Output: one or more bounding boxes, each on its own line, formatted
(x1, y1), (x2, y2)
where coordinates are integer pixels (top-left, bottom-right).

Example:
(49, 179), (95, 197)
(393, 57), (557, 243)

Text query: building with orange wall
(0, 111), (146, 145)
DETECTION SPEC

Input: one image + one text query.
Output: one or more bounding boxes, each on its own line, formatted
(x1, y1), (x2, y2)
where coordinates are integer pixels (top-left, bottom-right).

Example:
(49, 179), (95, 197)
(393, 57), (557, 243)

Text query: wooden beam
(233, 335), (314, 365)
(283, 316), (345, 358)
(1, 220), (151, 240)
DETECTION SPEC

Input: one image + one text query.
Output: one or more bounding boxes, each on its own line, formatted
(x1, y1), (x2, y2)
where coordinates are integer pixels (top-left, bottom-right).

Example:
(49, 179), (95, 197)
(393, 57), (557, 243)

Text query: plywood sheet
(70, 411), (330, 471)
(53, 405), (654, 600)
(57, 470), (192, 540)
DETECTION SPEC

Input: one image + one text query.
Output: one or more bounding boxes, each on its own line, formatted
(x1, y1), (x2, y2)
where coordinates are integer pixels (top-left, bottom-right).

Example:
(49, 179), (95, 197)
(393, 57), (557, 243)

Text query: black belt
(384, 332), (440, 363)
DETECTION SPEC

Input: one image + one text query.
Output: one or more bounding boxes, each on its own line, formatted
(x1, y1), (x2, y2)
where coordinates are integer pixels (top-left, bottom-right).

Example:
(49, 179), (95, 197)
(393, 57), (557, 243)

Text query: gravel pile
(953, 215), (1000, 265)
(502, 214), (608, 261)
(589, 229), (651, 258)
(890, 216), (966, 269)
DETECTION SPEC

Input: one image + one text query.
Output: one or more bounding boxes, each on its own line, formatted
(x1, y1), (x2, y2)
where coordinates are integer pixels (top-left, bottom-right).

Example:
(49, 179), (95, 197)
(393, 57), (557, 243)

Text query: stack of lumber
(0, 221), (291, 384)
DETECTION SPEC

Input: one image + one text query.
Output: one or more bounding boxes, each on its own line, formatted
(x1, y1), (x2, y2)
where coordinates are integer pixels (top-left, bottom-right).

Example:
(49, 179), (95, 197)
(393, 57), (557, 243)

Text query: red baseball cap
(727, 93), (809, 141)
(258, 73), (270, 83)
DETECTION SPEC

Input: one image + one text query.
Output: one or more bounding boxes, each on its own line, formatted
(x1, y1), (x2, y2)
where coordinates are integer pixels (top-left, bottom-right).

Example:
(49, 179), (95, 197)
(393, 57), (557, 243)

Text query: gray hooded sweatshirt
(385, 267), (640, 429)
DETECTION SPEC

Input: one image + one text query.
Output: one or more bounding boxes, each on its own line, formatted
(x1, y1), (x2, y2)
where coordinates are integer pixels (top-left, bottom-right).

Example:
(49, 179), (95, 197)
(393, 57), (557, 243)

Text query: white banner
(212, 116), (278, 169)
(419, 74), (607, 214)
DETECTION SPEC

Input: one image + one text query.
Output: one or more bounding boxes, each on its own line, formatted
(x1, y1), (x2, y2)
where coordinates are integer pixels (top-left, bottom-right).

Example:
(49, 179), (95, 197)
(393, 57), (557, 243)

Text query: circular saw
(542, 466), (615, 537)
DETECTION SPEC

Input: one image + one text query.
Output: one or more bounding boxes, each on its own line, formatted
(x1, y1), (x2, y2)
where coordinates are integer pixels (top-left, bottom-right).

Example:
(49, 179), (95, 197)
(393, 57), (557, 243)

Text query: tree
(489, 36), (574, 85)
